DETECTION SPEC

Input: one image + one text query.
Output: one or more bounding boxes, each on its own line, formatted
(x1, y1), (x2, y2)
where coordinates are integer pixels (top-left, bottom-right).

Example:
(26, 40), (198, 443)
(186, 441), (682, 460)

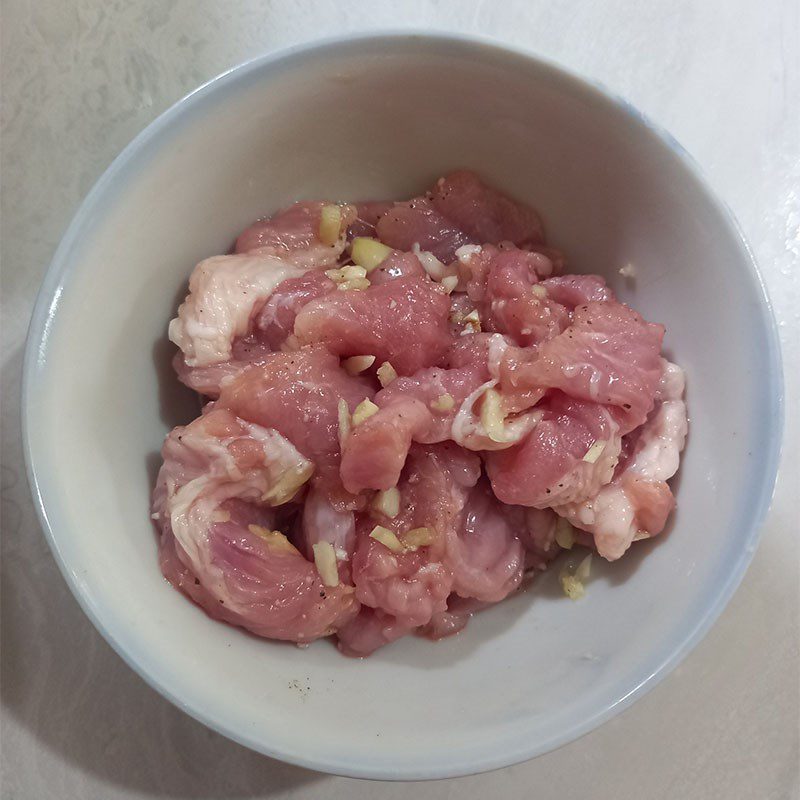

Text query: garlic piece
(351, 237), (392, 271)
(555, 517), (575, 549)
(318, 204), (343, 246)
(369, 525), (404, 552)
(261, 463), (314, 505)
(376, 361), (398, 387)
(440, 275), (458, 294)
(582, 440), (606, 463)
(401, 527), (434, 550)
(352, 398), (379, 426)
(342, 355), (376, 375)
(337, 398), (351, 447)
(248, 525), (297, 553)
(372, 487), (401, 518)
(430, 394), (455, 412)
(480, 387), (509, 443)
(312, 541), (340, 587)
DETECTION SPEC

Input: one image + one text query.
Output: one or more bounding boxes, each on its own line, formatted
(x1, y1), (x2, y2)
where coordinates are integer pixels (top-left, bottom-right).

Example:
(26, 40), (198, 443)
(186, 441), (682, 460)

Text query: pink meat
(340, 364), (486, 493)
(300, 486), (357, 584)
(446, 481), (525, 603)
(445, 332), (497, 371)
(499, 301), (665, 429)
(367, 250), (427, 286)
(216, 346), (373, 498)
(462, 246), (571, 346)
(430, 171), (544, 248)
(294, 276), (452, 376)
(540, 275), (615, 308)
(420, 596), (491, 639)
(235, 201), (356, 267)
(485, 392), (622, 508)
(153, 409), (358, 641)
(336, 608), (415, 657)
(174, 272), (337, 398)
(173, 341), (272, 399)
(253, 271), (335, 349)
(351, 443), (481, 628)
(347, 201), (394, 239)
(556, 362), (688, 560)
(500, 505), (561, 571)
(376, 197), (475, 263)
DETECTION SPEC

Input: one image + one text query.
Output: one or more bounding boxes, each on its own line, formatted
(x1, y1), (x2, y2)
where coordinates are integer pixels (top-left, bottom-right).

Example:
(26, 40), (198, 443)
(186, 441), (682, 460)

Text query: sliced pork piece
(366, 250), (427, 286)
(351, 443), (481, 628)
(235, 201), (356, 267)
(351, 516), (452, 628)
(174, 271), (336, 398)
(340, 363), (485, 493)
(502, 505), (561, 571)
(336, 607), (416, 656)
(173, 339), (274, 398)
(445, 481), (525, 603)
(557, 363), (688, 560)
(300, 486), (357, 584)
(486, 392), (622, 508)
(253, 271), (335, 350)
(499, 301), (665, 428)
(376, 197), (475, 263)
(540, 274), (615, 308)
(169, 253), (308, 368)
(430, 171), (544, 248)
(294, 276), (452, 376)
(458, 245), (569, 346)
(347, 202), (394, 239)
(152, 408), (358, 641)
(420, 596), (491, 639)
(217, 346), (374, 498)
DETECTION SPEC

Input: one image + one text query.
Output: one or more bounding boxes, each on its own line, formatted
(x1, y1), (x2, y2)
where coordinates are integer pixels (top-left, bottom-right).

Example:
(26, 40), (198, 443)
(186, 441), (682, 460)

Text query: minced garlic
(430, 393), (455, 412)
(312, 541), (340, 587)
(441, 275), (458, 294)
(372, 487), (401, 518)
(369, 525), (404, 552)
(401, 527), (434, 550)
(262, 464), (314, 505)
(582, 440), (606, 463)
(352, 398), (379, 426)
(337, 398), (351, 446)
(555, 517), (575, 550)
(351, 237), (392, 271)
(377, 361), (398, 387)
(342, 355), (375, 375)
(560, 553), (592, 600)
(318, 204), (343, 246)
(480, 387), (508, 443)
(326, 265), (370, 291)
(248, 525), (297, 553)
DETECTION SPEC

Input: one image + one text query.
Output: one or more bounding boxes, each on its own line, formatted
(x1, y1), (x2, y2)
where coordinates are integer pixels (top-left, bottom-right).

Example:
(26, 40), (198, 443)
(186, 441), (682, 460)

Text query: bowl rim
(22, 28), (785, 780)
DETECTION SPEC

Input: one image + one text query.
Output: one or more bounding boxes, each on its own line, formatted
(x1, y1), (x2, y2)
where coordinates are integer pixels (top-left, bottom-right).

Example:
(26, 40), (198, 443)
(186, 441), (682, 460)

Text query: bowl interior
(25, 34), (781, 779)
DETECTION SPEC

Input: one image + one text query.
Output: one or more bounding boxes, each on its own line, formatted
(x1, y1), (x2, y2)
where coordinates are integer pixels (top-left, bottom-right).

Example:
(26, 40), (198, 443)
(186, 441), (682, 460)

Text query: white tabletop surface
(2, 1), (798, 798)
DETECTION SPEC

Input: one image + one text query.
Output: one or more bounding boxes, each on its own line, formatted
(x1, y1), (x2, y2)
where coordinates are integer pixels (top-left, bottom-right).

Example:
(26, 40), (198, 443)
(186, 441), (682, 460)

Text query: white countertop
(2, 1), (798, 798)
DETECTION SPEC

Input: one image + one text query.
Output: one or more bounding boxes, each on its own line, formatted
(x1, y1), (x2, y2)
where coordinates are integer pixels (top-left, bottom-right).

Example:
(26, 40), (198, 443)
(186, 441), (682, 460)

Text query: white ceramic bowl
(24, 32), (782, 780)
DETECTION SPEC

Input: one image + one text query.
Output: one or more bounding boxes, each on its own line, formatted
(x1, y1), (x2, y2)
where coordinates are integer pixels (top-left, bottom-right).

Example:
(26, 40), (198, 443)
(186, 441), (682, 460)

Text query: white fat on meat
(168, 253), (308, 367)
(452, 335), (542, 451)
(451, 378), (544, 451)
(556, 362), (688, 560)
(160, 415), (314, 609)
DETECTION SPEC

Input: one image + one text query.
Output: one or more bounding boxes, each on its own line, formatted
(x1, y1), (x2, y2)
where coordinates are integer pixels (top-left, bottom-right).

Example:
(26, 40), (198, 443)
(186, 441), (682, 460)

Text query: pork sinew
(153, 171), (687, 655)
